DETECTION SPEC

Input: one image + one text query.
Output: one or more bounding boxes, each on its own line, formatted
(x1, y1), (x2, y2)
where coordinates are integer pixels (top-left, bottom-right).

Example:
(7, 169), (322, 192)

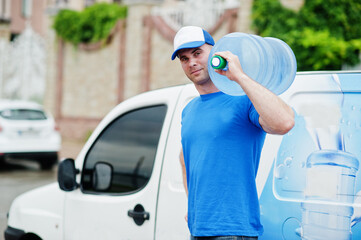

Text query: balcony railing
(152, 0), (239, 31)
(123, 0), (164, 4)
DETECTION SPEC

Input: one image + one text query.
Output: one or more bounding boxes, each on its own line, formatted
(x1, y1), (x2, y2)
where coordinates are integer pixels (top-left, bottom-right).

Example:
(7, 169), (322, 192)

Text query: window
(0, 109), (47, 120)
(21, 0), (32, 18)
(55, 0), (68, 7)
(81, 105), (167, 194)
(0, 0), (11, 22)
(10, 33), (19, 42)
(84, 0), (95, 7)
(56, 0), (68, 4)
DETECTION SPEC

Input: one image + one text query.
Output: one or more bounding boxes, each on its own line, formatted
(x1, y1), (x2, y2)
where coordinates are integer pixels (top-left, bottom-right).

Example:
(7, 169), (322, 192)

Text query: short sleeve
(248, 103), (262, 129)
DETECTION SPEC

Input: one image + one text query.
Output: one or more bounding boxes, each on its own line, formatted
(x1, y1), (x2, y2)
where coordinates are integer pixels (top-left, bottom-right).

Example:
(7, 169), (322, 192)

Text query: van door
(63, 104), (168, 240)
(155, 84), (198, 239)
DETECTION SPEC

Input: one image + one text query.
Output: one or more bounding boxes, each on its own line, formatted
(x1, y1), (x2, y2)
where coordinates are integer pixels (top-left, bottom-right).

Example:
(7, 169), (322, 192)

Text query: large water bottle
(208, 32), (297, 96)
(301, 150), (359, 240)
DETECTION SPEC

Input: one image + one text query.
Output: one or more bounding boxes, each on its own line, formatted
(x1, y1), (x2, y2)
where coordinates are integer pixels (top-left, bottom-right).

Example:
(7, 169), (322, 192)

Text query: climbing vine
(53, 3), (127, 46)
(252, 0), (361, 71)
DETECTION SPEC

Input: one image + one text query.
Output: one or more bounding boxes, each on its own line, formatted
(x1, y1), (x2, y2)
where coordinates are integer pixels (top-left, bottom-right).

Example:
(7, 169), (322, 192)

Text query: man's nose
(188, 58), (197, 67)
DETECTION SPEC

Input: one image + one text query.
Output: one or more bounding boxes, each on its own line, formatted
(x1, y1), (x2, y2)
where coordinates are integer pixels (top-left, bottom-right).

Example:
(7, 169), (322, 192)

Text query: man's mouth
(191, 69), (202, 75)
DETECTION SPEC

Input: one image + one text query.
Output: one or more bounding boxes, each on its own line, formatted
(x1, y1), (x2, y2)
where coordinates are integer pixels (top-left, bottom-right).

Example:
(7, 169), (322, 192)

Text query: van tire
(20, 233), (42, 240)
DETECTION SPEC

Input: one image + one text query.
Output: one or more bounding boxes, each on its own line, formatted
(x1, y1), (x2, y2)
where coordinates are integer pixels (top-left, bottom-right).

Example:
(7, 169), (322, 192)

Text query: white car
(0, 99), (61, 170)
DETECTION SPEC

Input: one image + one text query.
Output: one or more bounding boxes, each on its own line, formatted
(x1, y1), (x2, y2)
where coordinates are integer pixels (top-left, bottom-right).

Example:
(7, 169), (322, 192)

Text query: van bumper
(4, 226), (25, 240)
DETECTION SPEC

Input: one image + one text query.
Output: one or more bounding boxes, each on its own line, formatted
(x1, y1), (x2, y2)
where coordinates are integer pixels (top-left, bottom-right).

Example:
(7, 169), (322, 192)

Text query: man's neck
(195, 81), (220, 95)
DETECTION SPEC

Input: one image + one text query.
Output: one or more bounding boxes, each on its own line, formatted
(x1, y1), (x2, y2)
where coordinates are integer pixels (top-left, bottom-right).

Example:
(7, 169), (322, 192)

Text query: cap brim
(171, 41), (205, 60)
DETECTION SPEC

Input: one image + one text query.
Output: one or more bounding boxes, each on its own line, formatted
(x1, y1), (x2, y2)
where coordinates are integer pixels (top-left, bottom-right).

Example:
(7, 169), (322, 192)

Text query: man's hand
(212, 51), (295, 135)
(213, 51), (245, 84)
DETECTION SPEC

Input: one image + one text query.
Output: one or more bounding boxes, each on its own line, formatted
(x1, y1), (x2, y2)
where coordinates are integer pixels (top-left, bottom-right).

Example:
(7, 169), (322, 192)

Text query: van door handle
(128, 204), (150, 226)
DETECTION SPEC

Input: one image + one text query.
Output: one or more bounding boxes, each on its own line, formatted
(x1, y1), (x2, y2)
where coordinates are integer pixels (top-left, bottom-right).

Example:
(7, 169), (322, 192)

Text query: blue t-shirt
(181, 91), (266, 237)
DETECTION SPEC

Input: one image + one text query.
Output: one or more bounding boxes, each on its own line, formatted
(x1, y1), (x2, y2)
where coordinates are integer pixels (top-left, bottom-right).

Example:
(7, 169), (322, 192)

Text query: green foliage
(53, 3), (127, 45)
(252, 0), (361, 71)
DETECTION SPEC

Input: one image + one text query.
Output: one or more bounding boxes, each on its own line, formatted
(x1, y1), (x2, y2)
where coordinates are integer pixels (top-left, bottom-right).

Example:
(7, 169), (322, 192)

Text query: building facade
(0, 0), (305, 140)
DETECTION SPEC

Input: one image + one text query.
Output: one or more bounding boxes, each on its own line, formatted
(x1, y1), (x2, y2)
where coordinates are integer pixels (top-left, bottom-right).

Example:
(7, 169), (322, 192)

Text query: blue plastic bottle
(208, 32), (297, 96)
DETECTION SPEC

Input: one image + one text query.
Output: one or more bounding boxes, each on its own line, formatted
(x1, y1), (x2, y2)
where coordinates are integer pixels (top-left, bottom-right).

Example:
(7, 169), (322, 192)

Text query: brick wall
(45, 0), (307, 140)
(57, 117), (101, 141)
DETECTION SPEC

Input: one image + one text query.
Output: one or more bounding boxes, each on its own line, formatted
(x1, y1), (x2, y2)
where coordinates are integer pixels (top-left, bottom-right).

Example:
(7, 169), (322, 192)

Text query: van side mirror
(93, 162), (112, 191)
(58, 158), (79, 192)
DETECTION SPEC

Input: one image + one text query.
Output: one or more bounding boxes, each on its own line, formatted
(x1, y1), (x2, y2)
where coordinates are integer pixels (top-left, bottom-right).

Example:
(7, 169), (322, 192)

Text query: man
(173, 26), (295, 239)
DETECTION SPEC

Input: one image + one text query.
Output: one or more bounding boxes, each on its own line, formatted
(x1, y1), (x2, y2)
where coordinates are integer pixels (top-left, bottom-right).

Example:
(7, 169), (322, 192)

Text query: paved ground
(0, 138), (84, 240)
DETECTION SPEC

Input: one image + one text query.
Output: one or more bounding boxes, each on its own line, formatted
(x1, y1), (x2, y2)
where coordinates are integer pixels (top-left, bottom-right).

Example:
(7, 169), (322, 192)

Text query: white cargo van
(5, 71), (361, 240)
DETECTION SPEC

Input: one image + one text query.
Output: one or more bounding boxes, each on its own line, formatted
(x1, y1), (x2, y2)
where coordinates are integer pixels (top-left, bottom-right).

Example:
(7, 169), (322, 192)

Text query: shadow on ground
(0, 158), (54, 173)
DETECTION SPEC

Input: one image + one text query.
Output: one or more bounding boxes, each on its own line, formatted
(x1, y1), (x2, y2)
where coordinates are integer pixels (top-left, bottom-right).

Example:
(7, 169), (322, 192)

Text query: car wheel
(0, 155), (4, 166)
(39, 153), (58, 170)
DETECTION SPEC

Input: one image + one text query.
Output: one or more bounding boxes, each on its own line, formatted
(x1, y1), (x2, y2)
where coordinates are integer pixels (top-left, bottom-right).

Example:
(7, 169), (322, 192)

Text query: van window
(81, 105), (167, 194)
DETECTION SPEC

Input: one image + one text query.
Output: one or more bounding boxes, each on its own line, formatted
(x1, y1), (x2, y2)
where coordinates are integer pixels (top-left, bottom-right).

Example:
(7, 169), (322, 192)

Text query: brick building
(0, 0), (305, 140)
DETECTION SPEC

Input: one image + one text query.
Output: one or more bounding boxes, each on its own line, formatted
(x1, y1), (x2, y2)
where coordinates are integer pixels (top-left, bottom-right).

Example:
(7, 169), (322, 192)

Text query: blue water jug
(208, 32), (297, 96)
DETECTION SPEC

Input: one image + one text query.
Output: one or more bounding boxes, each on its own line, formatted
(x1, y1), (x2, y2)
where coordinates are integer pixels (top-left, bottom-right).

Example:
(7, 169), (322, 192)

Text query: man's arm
(179, 148), (188, 222)
(179, 148), (188, 196)
(214, 51), (295, 135)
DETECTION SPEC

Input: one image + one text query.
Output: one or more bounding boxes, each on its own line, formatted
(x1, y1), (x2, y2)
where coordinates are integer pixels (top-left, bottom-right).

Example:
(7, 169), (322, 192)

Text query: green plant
(84, 129), (93, 142)
(252, 0), (361, 71)
(53, 3), (127, 45)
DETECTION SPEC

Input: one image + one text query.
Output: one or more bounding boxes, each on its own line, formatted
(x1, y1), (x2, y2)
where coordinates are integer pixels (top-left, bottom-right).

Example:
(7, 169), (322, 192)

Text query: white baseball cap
(171, 26), (214, 60)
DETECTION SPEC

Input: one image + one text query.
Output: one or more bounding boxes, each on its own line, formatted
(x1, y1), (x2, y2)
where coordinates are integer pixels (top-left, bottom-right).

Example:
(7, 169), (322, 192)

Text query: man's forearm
(236, 72), (295, 135)
(179, 149), (188, 196)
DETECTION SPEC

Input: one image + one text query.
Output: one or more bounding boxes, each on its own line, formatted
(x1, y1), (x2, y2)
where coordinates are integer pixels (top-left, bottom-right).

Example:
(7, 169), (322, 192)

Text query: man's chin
(192, 77), (211, 86)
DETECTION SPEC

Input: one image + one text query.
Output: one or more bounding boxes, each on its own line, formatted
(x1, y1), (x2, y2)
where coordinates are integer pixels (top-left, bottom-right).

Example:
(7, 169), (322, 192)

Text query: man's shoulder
(182, 96), (200, 116)
(185, 96), (201, 108)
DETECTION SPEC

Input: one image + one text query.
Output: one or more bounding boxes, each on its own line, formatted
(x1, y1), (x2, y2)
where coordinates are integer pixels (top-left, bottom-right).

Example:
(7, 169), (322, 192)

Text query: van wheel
(20, 233), (42, 240)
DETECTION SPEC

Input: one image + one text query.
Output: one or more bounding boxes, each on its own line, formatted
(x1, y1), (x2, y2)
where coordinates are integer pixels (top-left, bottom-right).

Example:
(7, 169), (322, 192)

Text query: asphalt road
(0, 138), (84, 240)
(0, 161), (57, 240)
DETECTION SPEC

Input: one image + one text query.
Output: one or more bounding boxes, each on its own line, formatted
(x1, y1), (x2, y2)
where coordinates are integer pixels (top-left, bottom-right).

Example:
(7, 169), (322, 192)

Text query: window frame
(80, 104), (168, 196)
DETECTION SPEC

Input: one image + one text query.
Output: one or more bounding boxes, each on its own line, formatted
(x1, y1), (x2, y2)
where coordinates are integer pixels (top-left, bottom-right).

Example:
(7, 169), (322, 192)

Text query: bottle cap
(211, 55), (227, 69)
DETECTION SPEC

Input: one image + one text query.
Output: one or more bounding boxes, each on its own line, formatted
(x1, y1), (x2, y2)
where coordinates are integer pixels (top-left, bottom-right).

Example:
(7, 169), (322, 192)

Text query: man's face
(178, 44), (213, 86)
